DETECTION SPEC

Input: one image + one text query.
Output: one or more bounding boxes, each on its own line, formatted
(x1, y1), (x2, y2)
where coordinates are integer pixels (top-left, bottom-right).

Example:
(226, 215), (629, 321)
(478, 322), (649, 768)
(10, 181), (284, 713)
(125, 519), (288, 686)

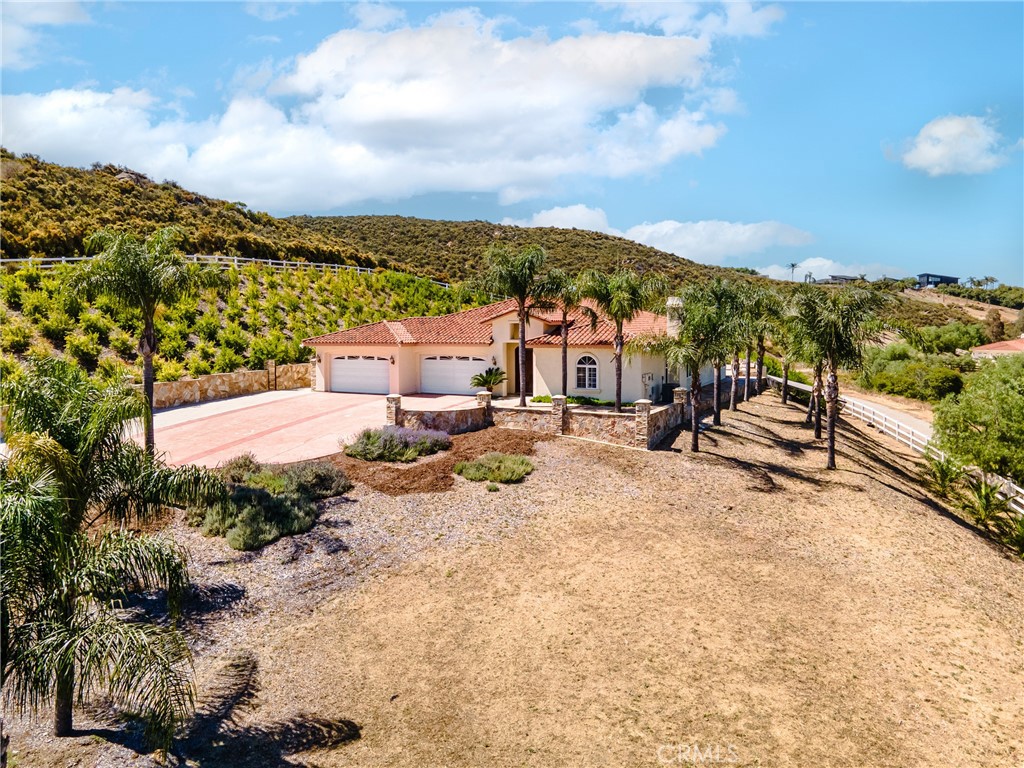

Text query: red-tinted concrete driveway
(150, 390), (477, 468)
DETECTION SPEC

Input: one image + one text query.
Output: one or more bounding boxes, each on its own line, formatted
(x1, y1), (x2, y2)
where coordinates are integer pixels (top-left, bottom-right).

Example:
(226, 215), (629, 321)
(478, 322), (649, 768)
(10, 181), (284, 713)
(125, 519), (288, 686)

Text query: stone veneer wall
(564, 409), (637, 447)
(647, 403), (683, 449)
(401, 406), (489, 435)
(151, 360), (311, 409)
(491, 406), (558, 435)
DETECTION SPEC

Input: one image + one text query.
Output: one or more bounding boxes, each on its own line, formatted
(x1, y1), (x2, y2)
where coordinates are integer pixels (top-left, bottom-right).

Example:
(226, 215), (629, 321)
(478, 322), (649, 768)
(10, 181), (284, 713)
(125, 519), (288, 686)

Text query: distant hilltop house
(970, 336), (1024, 360)
(803, 274), (866, 285)
(917, 273), (959, 289)
(303, 297), (716, 404)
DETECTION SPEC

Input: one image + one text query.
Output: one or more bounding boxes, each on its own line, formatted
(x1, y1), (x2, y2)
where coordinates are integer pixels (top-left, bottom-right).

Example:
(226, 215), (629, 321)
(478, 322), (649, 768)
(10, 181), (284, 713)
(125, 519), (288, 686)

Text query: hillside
(286, 214), (743, 285)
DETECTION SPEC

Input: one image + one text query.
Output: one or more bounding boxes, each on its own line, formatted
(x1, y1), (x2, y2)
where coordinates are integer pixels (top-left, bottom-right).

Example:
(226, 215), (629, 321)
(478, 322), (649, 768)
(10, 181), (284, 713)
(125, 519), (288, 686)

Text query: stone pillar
(634, 399), (652, 449)
(551, 395), (568, 435)
(673, 386), (688, 427)
(476, 391), (494, 426)
(266, 358), (277, 391)
(386, 394), (402, 427)
(309, 358), (318, 391)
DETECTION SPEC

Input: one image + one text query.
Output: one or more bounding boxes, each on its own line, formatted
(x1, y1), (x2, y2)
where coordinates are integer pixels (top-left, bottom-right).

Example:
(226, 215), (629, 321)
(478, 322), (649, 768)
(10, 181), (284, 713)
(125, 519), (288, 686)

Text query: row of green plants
(1, 253), (485, 382)
(924, 455), (1024, 556)
(857, 343), (972, 402)
(529, 393), (635, 407)
(936, 281), (1024, 310)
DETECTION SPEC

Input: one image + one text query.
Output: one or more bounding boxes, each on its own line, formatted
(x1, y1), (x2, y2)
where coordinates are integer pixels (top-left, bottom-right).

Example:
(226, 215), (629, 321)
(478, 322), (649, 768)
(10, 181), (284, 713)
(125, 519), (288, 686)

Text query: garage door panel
(330, 356), (389, 394)
(421, 356), (489, 395)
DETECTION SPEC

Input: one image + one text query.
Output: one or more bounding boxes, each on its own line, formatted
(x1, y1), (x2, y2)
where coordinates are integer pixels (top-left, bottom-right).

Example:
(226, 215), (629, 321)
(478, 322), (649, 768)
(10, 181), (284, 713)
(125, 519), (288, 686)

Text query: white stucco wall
(532, 346), (667, 403)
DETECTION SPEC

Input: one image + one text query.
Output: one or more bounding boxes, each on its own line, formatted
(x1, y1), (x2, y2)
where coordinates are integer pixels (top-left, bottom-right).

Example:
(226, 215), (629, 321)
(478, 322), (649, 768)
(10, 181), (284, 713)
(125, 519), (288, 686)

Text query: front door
(512, 348), (534, 396)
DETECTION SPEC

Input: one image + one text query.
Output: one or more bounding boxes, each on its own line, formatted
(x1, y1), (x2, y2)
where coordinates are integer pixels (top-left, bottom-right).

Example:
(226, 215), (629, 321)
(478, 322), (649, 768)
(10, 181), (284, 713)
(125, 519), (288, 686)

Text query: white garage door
(330, 355), (390, 394)
(421, 355), (490, 395)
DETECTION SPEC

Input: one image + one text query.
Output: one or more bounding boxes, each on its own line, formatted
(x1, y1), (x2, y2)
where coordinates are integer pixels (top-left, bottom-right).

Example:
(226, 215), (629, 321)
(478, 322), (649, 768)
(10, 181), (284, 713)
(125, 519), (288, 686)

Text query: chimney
(665, 296), (683, 338)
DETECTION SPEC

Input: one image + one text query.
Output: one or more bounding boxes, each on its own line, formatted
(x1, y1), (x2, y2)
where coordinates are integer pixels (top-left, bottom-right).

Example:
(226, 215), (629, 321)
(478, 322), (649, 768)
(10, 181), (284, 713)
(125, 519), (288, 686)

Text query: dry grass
(7, 395), (1023, 768)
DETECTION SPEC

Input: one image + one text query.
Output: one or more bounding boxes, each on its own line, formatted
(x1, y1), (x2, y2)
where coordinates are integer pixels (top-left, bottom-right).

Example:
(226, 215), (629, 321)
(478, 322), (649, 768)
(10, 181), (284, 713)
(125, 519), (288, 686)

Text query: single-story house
(917, 273), (959, 289)
(304, 298), (716, 403)
(970, 336), (1024, 360)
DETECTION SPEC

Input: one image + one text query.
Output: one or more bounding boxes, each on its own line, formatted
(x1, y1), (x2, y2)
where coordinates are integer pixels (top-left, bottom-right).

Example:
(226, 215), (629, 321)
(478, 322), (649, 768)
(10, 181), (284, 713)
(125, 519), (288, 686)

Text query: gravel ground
(6, 397), (1023, 768)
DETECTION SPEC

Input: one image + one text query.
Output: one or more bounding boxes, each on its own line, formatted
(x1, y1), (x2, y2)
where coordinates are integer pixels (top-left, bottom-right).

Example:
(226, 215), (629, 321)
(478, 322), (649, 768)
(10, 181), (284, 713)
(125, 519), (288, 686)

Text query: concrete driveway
(150, 390), (477, 468)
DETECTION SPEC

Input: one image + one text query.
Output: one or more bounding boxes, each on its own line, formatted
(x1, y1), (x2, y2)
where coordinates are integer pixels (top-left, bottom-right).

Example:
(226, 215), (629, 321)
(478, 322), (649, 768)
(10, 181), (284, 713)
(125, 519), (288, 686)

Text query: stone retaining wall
(152, 360), (311, 409)
(564, 409), (638, 446)
(492, 406), (558, 435)
(401, 405), (489, 435)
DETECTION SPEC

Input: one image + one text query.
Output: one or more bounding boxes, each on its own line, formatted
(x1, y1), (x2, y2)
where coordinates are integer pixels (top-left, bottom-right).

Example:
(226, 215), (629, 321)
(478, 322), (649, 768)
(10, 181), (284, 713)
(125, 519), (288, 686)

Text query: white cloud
(2, 10), (740, 211)
(624, 219), (813, 263)
(244, 3), (298, 22)
(760, 257), (908, 283)
(612, 1), (784, 39)
(1, 1), (89, 69)
(504, 205), (813, 265)
(350, 2), (406, 31)
(900, 114), (1013, 176)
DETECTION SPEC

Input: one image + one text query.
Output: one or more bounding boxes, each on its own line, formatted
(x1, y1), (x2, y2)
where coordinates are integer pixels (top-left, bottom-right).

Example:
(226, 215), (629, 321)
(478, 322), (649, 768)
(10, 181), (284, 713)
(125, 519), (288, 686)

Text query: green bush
(64, 330), (102, 368)
(910, 322), (987, 354)
(155, 357), (187, 382)
(529, 394), (633, 407)
(213, 347), (245, 373)
(194, 309), (220, 342)
(192, 454), (353, 551)
(38, 311), (74, 346)
(454, 452), (534, 484)
(344, 426), (451, 462)
(1, 317), (33, 353)
(185, 352), (212, 377)
(859, 344), (965, 402)
(79, 310), (114, 344)
(219, 321), (250, 355)
(108, 328), (137, 359)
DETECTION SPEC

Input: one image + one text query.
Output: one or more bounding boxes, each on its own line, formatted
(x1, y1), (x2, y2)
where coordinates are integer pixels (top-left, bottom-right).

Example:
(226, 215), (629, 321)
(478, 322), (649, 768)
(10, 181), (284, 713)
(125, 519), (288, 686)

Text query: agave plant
(470, 366), (507, 394)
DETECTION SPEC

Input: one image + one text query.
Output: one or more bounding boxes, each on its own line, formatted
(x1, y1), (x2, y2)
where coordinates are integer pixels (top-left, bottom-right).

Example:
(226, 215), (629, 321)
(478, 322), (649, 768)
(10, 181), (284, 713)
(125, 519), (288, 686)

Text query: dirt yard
(6, 394), (1023, 768)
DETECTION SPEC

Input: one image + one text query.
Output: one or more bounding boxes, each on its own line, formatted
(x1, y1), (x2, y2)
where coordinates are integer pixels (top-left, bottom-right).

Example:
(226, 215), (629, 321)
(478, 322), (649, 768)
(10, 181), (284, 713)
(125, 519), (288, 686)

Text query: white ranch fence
(766, 374), (1023, 517)
(0, 253), (453, 289)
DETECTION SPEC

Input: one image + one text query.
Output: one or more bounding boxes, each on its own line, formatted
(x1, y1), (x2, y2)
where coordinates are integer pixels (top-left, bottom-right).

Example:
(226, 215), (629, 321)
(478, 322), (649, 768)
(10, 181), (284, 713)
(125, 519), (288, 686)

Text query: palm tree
(787, 262), (799, 281)
(539, 269), (589, 396)
(791, 286), (890, 469)
(629, 282), (718, 451)
(478, 243), (550, 407)
(790, 286), (827, 438)
(580, 269), (667, 413)
(74, 228), (216, 454)
(747, 285), (783, 395)
(1, 358), (222, 749)
(704, 279), (741, 426)
(469, 366), (506, 394)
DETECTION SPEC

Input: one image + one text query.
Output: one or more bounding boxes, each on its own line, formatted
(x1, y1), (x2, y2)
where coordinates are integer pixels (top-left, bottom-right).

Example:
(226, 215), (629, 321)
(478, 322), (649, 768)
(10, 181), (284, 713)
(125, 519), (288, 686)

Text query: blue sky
(2, 2), (1022, 285)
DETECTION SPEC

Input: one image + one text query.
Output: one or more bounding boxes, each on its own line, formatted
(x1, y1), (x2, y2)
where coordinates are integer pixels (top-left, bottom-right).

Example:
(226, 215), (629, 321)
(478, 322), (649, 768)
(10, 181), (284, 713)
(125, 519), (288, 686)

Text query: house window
(576, 355), (598, 390)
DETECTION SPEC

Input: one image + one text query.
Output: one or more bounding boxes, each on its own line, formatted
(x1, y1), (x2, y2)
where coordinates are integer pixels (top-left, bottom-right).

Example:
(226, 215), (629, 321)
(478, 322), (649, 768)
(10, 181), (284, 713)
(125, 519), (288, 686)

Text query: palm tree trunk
(613, 331), (623, 413)
(781, 362), (790, 405)
(825, 367), (839, 469)
(755, 336), (765, 394)
(689, 366), (700, 452)
(560, 311), (569, 396)
(518, 306), (528, 407)
(730, 351), (739, 411)
(712, 362), (722, 426)
(140, 325), (156, 455)
(813, 367), (823, 440)
(54, 665), (74, 736)
(744, 347), (752, 402)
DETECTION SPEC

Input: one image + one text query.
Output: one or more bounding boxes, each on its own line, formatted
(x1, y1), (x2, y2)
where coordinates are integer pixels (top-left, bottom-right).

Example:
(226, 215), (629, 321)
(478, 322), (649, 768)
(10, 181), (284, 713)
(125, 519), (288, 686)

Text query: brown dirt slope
(7, 397), (1022, 768)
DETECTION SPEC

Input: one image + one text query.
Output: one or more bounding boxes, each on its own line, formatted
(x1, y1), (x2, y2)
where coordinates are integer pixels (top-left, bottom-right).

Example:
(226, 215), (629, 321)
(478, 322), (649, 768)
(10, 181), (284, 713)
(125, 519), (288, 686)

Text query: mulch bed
(328, 427), (551, 495)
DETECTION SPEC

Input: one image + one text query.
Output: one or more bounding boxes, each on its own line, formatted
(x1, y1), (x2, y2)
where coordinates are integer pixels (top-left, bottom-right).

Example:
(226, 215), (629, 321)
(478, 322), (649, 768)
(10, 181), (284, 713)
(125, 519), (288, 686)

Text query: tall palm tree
(705, 279), (741, 426)
(787, 262), (799, 281)
(790, 286), (826, 438)
(629, 282), (718, 451)
(747, 285), (783, 395)
(478, 243), (550, 407)
(539, 268), (589, 397)
(580, 269), (667, 413)
(1, 358), (222, 749)
(74, 228), (216, 454)
(791, 286), (890, 468)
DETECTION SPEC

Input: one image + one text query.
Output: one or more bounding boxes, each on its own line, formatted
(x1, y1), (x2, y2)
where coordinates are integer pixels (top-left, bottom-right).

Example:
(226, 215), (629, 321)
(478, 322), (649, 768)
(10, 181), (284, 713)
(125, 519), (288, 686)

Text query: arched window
(576, 355), (598, 390)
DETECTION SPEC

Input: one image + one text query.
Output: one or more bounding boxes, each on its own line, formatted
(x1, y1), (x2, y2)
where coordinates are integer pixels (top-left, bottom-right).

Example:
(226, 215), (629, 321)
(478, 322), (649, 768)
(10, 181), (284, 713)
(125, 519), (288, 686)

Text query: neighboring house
(304, 298), (715, 403)
(970, 337), (1024, 360)
(917, 273), (959, 289)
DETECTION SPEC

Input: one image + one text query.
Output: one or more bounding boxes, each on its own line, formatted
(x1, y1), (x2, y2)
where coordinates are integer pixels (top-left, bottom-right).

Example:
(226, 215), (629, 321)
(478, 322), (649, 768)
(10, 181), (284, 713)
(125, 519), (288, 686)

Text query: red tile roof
(303, 297), (667, 348)
(971, 338), (1024, 354)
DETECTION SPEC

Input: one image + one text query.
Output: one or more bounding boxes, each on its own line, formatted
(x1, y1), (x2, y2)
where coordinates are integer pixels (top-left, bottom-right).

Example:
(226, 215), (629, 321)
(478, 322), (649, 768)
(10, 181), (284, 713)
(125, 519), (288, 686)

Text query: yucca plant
(962, 474), (1010, 530)
(470, 366), (507, 394)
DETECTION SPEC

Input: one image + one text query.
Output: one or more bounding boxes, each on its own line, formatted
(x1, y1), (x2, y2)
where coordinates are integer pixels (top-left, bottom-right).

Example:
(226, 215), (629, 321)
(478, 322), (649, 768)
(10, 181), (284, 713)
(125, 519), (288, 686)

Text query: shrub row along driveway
(150, 390), (477, 467)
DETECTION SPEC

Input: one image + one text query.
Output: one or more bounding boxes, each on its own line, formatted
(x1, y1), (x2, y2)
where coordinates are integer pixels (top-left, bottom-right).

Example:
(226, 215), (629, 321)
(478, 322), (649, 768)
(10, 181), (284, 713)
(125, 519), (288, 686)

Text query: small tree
(478, 244), (549, 407)
(74, 228), (217, 454)
(934, 355), (1024, 484)
(984, 308), (1005, 343)
(580, 269), (667, 413)
(1, 358), (222, 749)
(539, 269), (589, 396)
